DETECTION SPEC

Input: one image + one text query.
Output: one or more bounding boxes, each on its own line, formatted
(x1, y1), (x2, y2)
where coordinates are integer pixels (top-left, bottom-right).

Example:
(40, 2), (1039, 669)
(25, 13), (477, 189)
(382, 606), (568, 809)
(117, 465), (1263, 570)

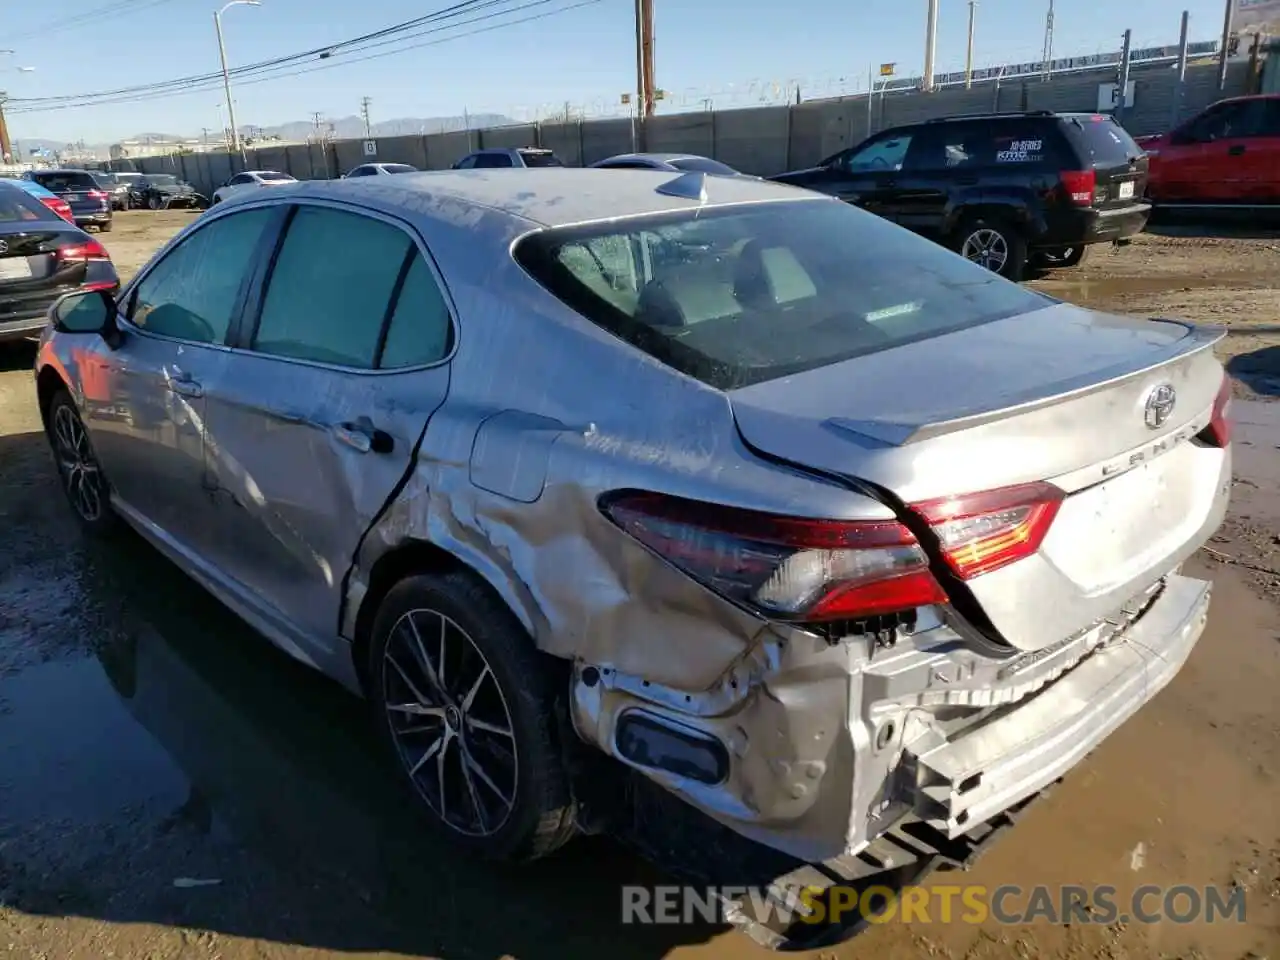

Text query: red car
(1136, 94), (1280, 205)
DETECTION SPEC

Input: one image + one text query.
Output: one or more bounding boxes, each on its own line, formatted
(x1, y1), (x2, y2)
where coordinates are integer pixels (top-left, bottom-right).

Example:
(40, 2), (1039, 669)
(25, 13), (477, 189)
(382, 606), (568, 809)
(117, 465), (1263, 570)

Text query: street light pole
(214, 0), (260, 153)
(965, 0), (978, 88)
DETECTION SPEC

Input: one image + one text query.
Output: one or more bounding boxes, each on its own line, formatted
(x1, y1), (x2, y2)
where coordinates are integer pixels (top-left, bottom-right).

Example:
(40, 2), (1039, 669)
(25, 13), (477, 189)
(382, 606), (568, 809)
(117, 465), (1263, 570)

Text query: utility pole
(360, 96), (373, 138)
(1041, 0), (1055, 80)
(1116, 29), (1133, 125)
(1217, 0), (1234, 89)
(311, 111), (323, 144)
(965, 0), (978, 88)
(0, 94), (11, 164)
(923, 0), (939, 92)
(1173, 10), (1190, 127)
(640, 0), (656, 117)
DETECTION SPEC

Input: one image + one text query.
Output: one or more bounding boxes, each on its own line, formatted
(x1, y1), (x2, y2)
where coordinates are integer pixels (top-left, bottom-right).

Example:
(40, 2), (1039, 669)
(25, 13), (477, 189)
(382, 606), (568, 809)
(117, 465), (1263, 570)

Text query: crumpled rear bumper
(908, 573), (1211, 837)
(574, 573), (1212, 873)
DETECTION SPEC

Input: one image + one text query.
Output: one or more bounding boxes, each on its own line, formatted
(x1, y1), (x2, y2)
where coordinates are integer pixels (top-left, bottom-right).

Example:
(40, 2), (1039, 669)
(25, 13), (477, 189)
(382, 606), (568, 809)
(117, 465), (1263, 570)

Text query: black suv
(23, 168), (113, 232)
(771, 111), (1150, 280)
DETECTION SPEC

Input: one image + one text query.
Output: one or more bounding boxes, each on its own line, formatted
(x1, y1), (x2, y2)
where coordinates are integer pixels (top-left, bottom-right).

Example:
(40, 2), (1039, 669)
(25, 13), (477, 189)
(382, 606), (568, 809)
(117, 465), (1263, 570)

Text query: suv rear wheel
(956, 216), (1027, 281)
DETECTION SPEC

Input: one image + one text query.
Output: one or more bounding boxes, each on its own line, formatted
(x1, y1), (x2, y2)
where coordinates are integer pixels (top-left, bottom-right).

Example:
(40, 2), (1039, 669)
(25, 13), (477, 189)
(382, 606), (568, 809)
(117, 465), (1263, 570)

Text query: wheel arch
(349, 537), (545, 697)
(946, 201), (1041, 239)
(36, 364), (70, 434)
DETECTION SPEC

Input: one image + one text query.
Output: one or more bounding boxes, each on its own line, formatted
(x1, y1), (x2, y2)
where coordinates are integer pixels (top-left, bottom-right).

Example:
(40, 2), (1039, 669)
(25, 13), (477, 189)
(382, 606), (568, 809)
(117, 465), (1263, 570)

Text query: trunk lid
(730, 301), (1230, 651)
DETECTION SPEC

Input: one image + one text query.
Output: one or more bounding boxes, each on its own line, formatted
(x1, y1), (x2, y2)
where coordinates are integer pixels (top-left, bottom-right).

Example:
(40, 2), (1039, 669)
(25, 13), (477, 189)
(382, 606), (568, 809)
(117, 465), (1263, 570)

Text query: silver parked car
(35, 168), (1231, 948)
(590, 152), (747, 176)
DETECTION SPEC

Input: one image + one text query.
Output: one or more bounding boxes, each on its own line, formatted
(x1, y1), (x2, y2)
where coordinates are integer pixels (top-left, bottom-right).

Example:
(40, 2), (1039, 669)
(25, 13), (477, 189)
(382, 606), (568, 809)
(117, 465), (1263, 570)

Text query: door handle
(331, 417), (395, 455)
(1228, 144), (1246, 156)
(168, 370), (203, 398)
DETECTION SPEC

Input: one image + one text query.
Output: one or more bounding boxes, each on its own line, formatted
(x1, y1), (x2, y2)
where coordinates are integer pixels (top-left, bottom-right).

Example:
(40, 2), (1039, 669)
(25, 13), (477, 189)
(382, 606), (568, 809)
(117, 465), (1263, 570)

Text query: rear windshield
(515, 199), (1048, 390)
(1063, 115), (1143, 165)
(32, 172), (98, 191)
(0, 186), (59, 222)
(91, 173), (116, 186)
(258, 171), (293, 182)
(519, 151), (564, 168)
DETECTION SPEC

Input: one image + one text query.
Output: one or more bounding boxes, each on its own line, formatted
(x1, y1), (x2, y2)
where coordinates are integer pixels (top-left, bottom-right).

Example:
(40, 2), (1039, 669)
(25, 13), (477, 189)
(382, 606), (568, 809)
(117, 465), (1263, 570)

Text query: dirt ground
(0, 212), (1277, 960)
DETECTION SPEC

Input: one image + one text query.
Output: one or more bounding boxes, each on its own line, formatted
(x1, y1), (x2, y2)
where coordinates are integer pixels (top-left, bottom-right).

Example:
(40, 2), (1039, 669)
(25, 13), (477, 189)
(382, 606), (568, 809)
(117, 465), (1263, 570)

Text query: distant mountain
(239, 113), (514, 142)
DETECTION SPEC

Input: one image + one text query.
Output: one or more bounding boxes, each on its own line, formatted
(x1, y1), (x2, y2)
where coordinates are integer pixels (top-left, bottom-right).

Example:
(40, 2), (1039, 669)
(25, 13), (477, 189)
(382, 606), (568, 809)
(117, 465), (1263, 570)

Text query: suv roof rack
(923, 110), (1057, 122)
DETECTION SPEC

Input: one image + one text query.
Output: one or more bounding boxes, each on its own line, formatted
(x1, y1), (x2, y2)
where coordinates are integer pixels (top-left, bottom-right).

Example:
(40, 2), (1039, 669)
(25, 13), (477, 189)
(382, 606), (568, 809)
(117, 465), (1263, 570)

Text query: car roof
(282, 167), (819, 229)
(603, 153), (695, 162)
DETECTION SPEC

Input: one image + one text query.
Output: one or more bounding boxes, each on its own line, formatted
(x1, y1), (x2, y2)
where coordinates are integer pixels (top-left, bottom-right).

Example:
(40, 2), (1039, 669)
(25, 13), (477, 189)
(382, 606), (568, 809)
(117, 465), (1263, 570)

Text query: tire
(122, 196), (132, 210)
(148, 195), (161, 211)
(955, 215), (1028, 281)
(368, 570), (577, 862)
(98, 220), (113, 233)
(46, 389), (120, 537)
(1033, 246), (1088, 269)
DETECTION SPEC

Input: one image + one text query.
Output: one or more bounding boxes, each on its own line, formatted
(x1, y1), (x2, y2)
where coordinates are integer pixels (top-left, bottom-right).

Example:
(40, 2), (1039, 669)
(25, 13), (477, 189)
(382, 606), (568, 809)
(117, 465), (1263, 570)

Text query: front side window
(252, 206), (411, 368)
(130, 207), (275, 344)
(228, 174), (253, 185)
(515, 199), (1047, 390)
(257, 171), (294, 182)
(473, 153), (513, 169)
(454, 155), (477, 170)
(346, 166), (372, 177)
(841, 135), (914, 173)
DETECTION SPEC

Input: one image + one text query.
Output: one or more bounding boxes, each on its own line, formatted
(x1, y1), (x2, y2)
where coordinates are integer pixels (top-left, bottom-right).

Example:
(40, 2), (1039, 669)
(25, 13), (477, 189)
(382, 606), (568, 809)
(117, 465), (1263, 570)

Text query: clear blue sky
(6, 0), (1228, 143)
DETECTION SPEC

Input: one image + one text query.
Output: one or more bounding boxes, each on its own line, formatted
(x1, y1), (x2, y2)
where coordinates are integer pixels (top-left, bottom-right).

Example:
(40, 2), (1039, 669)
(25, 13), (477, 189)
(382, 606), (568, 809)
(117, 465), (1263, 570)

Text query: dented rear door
(200, 202), (453, 647)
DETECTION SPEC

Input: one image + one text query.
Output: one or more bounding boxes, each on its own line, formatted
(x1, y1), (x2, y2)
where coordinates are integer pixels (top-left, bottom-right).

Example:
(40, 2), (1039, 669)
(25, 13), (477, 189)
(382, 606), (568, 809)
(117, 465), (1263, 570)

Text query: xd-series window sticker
(996, 137), (1044, 163)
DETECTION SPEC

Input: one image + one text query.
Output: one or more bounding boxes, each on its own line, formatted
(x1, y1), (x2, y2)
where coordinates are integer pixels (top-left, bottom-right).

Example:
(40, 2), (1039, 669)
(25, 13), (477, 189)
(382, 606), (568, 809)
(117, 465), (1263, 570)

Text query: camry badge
(1143, 384), (1176, 430)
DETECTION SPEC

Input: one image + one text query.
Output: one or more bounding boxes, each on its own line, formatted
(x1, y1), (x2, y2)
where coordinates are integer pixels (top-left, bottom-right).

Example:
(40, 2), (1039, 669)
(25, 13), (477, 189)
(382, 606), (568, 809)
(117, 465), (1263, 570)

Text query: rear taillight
(600, 491), (947, 622)
(57, 238), (111, 261)
(1060, 169), (1097, 207)
(40, 196), (75, 223)
(1201, 375), (1233, 448)
(911, 482), (1064, 580)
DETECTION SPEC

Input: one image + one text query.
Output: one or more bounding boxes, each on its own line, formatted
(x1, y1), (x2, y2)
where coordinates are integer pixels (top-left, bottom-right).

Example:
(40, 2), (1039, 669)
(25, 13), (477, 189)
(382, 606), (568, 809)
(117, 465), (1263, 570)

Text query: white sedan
(211, 170), (297, 205)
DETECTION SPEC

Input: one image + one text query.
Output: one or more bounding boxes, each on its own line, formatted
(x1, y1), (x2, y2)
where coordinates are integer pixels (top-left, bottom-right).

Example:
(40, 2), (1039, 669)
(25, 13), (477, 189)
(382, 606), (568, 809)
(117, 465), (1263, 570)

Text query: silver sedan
(34, 168), (1231, 947)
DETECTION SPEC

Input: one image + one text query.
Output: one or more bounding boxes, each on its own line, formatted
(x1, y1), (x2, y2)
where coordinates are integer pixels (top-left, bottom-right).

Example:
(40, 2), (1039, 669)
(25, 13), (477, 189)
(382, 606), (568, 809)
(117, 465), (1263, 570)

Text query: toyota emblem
(1143, 383), (1176, 430)
(0, 240), (8, 254)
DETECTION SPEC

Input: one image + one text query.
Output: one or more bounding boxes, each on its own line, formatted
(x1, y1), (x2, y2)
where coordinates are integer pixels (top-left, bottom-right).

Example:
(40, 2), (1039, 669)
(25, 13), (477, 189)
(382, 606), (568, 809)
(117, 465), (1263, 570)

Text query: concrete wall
(102, 57), (1256, 194)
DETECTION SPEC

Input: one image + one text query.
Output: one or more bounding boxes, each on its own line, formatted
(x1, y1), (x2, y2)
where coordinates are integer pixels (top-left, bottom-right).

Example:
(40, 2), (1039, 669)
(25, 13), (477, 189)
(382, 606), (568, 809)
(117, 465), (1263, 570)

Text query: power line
(11, 0), (515, 106)
(6, 0), (183, 43)
(8, 0), (600, 114)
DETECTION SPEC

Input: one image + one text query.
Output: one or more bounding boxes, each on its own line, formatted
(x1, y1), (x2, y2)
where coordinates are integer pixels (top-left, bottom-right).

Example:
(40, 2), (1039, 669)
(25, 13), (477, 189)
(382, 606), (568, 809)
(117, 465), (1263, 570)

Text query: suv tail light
(39, 196), (75, 223)
(910, 482), (1064, 580)
(600, 491), (947, 622)
(87, 189), (109, 201)
(57, 238), (111, 261)
(1060, 169), (1097, 207)
(1199, 375), (1233, 448)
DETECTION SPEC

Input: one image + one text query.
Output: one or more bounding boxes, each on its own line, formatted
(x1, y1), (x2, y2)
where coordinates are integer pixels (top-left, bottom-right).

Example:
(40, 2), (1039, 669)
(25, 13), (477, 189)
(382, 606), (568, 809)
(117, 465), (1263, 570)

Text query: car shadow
(0, 427), (725, 959)
(1227, 344), (1280, 398)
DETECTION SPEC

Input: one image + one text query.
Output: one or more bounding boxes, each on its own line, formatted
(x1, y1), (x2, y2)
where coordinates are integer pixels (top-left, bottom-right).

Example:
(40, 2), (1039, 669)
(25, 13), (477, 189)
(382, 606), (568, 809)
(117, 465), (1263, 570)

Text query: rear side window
(515, 199), (1046, 390)
(383, 164), (418, 174)
(33, 172), (97, 192)
(518, 151), (563, 168)
(257, 172), (293, 182)
(252, 206), (446, 369)
(473, 153), (513, 169)
(1062, 116), (1142, 165)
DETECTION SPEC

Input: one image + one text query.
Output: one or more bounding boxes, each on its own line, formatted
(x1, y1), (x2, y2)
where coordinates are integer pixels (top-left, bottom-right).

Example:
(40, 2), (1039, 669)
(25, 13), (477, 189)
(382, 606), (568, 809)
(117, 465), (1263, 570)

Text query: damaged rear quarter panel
(348, 210), (893, 692)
